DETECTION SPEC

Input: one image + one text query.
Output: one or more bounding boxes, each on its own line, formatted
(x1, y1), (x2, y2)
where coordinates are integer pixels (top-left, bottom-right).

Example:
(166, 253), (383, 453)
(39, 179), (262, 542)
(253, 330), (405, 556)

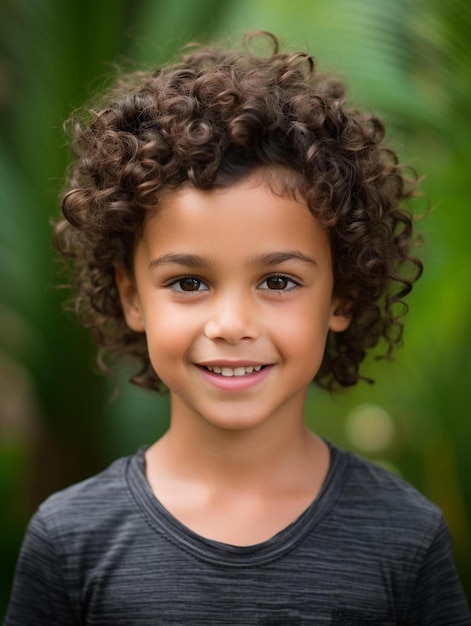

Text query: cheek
(276, 303), (332, 368)
(280, 298), (332, 342)
(285, 324), (329, 358)
(144, 310), (195, 368)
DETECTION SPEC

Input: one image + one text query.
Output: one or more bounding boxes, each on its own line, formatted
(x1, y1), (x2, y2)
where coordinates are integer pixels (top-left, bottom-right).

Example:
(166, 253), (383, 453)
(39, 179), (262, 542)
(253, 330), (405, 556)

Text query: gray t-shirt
(4, 442), (470, 625)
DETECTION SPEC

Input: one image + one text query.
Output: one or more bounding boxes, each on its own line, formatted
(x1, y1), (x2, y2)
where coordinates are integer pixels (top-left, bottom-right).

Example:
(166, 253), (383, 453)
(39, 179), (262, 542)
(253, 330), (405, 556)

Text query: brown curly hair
(54, 31), (423, 392)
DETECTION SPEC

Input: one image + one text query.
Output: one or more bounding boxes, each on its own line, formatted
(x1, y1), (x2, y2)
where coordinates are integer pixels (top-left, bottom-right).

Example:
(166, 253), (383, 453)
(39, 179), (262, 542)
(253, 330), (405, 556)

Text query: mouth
(200, 365), (266, 377)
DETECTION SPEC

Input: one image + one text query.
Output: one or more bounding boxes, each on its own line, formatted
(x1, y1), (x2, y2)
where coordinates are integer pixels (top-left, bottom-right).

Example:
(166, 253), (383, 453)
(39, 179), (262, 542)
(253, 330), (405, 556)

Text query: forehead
(137, 176), (332, 268)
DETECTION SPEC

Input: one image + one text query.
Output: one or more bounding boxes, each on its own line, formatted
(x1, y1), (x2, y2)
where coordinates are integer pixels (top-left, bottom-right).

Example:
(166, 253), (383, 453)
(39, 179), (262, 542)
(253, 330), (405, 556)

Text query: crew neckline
(126, 440), (348, 567)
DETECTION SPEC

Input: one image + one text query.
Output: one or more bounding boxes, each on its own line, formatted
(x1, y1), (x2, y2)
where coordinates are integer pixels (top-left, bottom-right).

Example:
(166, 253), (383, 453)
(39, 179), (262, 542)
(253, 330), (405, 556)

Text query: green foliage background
(1, 0), (470, 613)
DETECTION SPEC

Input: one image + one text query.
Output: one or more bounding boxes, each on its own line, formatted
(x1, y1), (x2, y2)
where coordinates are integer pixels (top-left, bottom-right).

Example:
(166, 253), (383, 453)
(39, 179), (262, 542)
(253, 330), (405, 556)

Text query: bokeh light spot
(345, 403), (395, 453)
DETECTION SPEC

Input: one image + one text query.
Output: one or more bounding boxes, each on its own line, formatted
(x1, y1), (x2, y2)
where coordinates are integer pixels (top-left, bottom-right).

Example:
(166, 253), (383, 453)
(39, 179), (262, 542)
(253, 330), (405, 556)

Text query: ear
(114, 264), (145, 332)
(328, 297), (351, 333)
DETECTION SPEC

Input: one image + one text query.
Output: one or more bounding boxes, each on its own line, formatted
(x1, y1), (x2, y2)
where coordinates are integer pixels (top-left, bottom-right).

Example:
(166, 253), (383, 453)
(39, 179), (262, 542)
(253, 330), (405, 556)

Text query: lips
(196, 362), (272, 391)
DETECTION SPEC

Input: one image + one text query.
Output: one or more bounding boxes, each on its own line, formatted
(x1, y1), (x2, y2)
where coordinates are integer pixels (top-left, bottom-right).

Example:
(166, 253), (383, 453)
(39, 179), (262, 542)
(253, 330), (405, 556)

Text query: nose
(204, 290), (260, 344)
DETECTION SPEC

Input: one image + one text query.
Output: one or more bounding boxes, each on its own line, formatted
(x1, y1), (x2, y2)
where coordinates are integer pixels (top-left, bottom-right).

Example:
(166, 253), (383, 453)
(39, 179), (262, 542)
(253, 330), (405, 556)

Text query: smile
(204, 365), (263, 377)
(197, 363), (273, 392)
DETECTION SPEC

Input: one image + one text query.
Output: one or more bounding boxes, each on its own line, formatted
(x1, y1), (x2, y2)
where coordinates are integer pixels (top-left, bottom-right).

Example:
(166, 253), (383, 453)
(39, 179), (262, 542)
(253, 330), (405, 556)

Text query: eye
(259, 274), (299, 291)
(170, 276), (208, 292)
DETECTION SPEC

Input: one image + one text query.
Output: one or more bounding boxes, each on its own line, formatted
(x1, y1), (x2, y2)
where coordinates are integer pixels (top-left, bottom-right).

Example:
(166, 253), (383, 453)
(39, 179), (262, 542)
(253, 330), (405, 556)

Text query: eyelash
(166, 273), (301, 293)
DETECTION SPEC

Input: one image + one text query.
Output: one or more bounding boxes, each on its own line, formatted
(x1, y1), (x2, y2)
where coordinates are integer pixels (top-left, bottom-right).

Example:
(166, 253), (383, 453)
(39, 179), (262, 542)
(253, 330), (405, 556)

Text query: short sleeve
(4, 511), (78, 626)
(404, 516), (471, 625)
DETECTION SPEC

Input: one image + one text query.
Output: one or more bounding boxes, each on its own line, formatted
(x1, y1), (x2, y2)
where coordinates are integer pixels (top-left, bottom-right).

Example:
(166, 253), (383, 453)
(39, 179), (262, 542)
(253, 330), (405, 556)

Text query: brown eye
(179, 278), (201, 291)
(173, 277), (207, 292)
(266, 275), (289, 290)
(259, 274), (299, 291)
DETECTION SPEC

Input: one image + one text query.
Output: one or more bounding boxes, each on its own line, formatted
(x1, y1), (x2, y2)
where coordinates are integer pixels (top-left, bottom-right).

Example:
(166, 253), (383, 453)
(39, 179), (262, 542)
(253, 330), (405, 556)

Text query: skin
(116, 173), (350, 545)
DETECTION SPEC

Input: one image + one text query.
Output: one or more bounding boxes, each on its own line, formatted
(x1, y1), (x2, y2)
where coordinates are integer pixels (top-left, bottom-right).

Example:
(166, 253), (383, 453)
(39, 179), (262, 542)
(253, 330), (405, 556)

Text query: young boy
(5, 32), (470, 625)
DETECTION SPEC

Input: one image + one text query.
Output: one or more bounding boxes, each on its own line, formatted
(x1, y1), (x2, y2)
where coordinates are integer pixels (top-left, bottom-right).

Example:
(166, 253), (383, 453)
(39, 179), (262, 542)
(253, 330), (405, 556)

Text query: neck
(146, 399), (325, 494)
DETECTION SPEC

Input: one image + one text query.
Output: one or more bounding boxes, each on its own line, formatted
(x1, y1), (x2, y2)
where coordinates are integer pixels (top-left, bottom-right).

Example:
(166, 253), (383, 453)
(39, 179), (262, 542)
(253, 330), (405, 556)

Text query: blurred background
(1, 0), (470, 613)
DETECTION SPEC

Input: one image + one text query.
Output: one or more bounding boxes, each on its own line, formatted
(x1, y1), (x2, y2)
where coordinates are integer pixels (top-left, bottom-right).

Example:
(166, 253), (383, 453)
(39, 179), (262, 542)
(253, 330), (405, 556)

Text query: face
(116, 175), (350, 434)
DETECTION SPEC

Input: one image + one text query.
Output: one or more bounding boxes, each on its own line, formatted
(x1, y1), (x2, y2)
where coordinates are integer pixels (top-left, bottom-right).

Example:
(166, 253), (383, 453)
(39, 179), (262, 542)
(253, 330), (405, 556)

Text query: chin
(205, 413), (270, 432)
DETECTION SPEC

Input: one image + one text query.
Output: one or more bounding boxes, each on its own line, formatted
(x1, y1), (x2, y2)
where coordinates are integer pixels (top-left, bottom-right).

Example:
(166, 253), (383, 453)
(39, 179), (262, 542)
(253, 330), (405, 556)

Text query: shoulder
(317, 446), (470, 624)
(30, 450), (143, 546)
(336, 445), (440, 515)
(5, 450), (150, 624)
(329, 444), (444, 551)
(40, 452), (131, 511)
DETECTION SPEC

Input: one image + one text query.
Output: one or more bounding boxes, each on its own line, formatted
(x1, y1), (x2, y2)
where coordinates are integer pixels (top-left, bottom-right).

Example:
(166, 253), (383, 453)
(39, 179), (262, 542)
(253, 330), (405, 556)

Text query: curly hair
(54, 31), (423, 392)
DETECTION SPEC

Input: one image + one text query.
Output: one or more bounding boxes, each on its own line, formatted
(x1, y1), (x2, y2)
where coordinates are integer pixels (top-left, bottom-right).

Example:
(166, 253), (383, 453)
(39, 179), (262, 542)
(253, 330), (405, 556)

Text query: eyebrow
(148, 250), (318, 270)
(148, 253), (208, 270)
(249, 251), (318, 267)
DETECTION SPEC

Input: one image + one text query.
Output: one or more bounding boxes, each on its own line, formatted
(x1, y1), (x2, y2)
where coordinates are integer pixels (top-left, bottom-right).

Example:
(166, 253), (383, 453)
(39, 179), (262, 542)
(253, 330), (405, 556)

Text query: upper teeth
(206, 365), (263, 377)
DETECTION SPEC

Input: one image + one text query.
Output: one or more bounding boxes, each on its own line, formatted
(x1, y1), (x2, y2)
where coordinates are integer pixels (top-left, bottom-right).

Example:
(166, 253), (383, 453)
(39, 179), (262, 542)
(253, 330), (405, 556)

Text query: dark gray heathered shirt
(4, 442), (471, 625)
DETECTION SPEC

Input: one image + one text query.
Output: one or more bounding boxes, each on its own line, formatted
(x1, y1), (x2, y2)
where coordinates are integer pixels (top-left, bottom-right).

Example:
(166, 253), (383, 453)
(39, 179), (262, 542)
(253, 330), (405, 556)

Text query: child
(5, 32), (470, 625)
